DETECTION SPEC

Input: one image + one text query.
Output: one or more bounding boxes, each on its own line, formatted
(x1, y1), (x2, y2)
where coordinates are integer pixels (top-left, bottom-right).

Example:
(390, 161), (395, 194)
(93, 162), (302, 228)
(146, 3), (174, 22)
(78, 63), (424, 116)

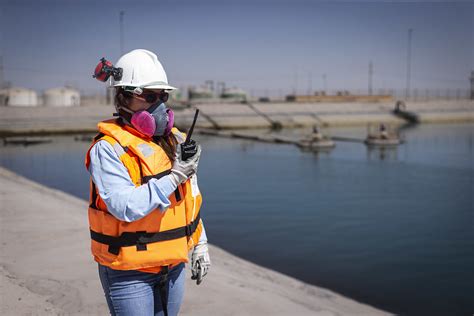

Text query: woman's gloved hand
(191, 240), (211, 285)
(169, 143), (201, 185)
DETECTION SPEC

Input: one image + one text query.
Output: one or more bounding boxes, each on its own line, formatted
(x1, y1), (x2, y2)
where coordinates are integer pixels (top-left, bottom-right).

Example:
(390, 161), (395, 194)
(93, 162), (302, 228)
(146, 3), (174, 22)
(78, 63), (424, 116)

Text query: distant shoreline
(1, 100), (472, 136)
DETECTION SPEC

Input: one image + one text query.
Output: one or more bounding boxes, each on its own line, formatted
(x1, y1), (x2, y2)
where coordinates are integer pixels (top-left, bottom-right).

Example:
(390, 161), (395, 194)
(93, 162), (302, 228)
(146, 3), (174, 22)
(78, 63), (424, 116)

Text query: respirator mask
(119, 101), (175, 137)
(93, 58), (174, 137)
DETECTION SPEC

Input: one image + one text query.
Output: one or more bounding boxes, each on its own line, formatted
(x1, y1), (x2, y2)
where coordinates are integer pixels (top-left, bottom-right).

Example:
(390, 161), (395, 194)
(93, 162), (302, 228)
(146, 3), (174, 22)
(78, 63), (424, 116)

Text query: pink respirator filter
(164, 109), (174, 136)
(131, 111), (156, 137)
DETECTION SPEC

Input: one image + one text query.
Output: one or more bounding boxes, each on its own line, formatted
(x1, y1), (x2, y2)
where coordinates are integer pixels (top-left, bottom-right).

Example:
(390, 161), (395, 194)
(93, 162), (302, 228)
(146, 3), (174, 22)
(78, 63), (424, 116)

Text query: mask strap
(146, 102), (161, 113)
(115, 106), (134, 125)
(119, 106), (135, 115)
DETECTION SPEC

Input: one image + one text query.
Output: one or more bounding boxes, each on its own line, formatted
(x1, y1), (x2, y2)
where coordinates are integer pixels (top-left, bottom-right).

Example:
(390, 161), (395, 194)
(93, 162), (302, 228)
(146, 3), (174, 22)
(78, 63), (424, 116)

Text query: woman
(86, 49), (210, 316)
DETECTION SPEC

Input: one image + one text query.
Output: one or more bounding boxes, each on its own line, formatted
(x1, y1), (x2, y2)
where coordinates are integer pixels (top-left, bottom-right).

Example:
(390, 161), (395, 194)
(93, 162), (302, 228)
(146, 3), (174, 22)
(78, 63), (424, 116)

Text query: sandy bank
(0, 167), (389, 315)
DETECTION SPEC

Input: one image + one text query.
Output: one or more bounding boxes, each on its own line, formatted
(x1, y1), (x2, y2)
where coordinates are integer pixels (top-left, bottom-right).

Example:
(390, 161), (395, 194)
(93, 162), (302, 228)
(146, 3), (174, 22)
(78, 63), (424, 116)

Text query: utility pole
(307, 71), (312, 95)
(368, 61), (373, 96)
(217, 81), (226, 96)
(0, 56), (4, 89)
(470, 71), (474, 100)
(405, 28), (413, 99)
(205, 80), (214, 95)
(119, 11), (125, 55)
(294, 67), (298, 95)
(322, 74), (327, 95)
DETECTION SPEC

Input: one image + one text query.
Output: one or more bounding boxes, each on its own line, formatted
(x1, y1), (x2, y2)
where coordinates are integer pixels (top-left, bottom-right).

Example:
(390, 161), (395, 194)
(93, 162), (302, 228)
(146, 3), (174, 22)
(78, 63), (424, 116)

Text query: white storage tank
(43, 87), (80, 107)
(0, 87), (38, 106)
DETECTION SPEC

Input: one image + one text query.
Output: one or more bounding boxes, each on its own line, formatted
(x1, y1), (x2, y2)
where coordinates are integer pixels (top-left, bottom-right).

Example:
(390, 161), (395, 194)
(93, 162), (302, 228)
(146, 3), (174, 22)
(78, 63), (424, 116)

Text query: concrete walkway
(0, 167), (389, 315)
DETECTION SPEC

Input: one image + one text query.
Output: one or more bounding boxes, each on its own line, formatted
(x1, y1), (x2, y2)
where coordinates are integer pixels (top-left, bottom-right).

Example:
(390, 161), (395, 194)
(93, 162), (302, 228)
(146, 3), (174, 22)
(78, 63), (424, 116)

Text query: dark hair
(114, 87), (132, 109)
(114, 87), (177, 162)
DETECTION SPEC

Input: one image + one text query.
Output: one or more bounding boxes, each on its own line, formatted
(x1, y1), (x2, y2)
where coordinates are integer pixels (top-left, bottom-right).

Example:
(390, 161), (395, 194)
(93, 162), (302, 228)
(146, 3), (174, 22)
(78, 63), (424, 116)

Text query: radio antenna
(185, 109), (199, 144)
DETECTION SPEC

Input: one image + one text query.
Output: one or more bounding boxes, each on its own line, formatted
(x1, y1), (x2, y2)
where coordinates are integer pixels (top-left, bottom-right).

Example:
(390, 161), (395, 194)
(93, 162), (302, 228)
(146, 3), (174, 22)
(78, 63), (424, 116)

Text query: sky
(0, 0), (473, 96)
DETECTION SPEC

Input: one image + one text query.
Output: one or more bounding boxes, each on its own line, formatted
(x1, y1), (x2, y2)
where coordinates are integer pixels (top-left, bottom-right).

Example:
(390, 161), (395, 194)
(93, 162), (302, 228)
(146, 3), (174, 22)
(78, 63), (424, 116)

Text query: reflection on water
(366, 147), (398, 161)
(1, 123), (473, 315)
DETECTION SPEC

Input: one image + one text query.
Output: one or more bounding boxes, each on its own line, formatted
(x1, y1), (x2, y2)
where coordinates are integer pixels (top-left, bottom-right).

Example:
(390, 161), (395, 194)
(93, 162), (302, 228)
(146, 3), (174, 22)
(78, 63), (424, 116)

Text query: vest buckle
(135, 231), (148, 251)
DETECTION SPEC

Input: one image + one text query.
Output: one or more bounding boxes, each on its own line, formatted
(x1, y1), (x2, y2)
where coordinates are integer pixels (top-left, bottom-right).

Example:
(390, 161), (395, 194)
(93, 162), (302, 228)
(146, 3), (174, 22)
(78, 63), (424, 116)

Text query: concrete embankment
(0, 100), (472, 135)
(0, 167), (389, 315)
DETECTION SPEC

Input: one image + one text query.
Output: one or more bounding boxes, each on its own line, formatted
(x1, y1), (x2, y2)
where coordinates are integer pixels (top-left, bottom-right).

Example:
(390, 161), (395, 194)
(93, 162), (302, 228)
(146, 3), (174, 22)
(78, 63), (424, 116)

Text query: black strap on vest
(94, 132), (105, 141)
(90, 212), (200, 255)
(158, 266), (170, 316)
(142, 170), (172, 184)
(142, 169), (182, 202)
(89, 182), (98, 209)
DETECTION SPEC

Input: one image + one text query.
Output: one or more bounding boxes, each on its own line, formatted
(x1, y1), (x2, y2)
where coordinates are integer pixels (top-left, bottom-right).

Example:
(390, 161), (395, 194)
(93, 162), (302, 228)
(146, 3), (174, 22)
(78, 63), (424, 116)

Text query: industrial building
(43, 87), (80, 107)
(221, 87), (247, 102)
(0, 87), (39, 106)
(188, 81), (248, 103)
(188, 86), (214, 100)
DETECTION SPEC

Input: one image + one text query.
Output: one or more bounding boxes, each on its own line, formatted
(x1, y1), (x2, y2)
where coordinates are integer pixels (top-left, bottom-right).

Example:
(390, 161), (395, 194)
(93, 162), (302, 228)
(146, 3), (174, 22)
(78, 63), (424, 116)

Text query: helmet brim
(144, 83), (177, 91)
(113, 82), (177, 91)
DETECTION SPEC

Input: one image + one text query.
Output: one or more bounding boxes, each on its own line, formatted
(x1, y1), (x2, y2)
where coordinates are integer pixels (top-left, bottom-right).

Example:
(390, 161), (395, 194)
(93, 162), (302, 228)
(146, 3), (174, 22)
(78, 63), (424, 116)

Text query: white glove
(191, 241), (211, 285)
(169, 144), (201, 186)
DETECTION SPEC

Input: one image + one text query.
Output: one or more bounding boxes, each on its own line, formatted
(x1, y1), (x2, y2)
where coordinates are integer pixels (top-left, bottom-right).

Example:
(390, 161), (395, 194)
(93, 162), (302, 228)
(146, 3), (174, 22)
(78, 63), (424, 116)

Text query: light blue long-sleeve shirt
(88, 139), (207, 242)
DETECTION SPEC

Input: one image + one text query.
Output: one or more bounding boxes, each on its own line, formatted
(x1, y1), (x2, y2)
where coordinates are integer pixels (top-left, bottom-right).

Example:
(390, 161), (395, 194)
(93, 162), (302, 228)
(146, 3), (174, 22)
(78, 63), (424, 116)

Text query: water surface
(1, 123), (473, 315)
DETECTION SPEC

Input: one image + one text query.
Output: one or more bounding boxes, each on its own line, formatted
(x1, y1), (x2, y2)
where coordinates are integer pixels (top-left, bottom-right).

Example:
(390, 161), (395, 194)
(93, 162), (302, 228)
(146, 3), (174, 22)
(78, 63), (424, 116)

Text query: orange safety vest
(85, 119), (203, 272)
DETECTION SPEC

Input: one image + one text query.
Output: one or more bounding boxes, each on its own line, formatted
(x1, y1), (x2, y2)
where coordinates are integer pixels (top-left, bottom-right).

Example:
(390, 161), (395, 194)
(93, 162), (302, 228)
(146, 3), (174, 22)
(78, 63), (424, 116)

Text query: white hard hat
(113, 49), (176, 91)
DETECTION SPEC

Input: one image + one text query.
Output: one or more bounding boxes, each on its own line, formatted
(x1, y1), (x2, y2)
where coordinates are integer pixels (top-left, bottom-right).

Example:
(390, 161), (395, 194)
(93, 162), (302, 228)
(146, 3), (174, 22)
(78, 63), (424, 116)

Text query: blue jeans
(98, 263), (185, 316)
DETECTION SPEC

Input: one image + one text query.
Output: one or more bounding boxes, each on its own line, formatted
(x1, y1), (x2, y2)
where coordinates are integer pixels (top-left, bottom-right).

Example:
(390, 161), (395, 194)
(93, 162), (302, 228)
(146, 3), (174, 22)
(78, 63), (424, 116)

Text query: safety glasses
(124, 87), (169, 104)
(140, 91), (169, 104)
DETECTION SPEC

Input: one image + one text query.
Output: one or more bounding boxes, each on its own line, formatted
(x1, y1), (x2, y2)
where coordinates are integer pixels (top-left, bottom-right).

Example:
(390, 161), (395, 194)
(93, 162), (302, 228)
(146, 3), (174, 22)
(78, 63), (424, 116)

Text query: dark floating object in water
(74, 135), (94, 142)
(365, 123), (402, 147)
(3, 136), (53, 146)
(297, 125), (336, 151)
(297, 138), (336, 150)
(364, 137), (401, 147)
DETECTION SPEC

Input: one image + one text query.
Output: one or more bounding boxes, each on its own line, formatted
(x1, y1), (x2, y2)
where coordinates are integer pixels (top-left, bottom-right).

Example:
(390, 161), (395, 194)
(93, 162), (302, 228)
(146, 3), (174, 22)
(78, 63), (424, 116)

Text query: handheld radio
(181, 109), (200, 161)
